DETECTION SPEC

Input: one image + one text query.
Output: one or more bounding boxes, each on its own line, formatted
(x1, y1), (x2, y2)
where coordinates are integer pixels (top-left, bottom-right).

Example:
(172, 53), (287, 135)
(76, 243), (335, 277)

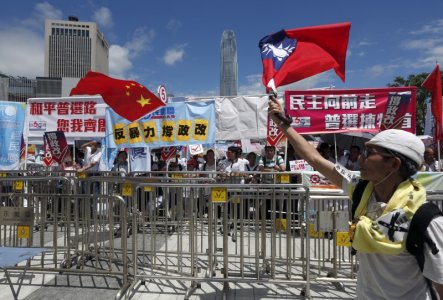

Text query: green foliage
(387, 73), (435, 135)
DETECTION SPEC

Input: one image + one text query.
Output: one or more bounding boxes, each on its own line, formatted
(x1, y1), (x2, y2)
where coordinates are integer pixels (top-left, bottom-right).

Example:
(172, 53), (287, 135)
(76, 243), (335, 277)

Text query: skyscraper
(44, 16), (109, 78)
(220, 30), (238, 96)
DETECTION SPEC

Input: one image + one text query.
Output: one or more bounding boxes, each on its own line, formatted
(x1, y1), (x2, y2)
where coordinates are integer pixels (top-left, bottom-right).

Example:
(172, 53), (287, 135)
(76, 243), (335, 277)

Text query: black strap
(406, 202), (443, 265)
(427, 277), (438, 300)
(406, 202), (442, 300)
(350, 180), (369, 256)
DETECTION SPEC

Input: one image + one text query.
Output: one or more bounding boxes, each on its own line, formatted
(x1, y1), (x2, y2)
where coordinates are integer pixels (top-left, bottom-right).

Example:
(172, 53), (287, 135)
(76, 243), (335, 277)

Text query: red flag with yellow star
(70, 71), (166, 122)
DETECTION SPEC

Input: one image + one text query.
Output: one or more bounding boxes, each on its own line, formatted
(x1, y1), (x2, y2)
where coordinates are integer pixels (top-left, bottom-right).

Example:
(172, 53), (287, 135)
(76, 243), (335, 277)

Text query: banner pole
(438, 140), (441, 171)
(333, 133), (338, 162)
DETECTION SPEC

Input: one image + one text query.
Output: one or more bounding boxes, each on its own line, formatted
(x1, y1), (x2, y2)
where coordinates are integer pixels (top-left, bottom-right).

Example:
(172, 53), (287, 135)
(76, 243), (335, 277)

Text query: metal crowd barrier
(0, 174), (129, 299)
(121, 180), (310, 299)
(305, 190), (357, 294)
(0, 170), (372, 299)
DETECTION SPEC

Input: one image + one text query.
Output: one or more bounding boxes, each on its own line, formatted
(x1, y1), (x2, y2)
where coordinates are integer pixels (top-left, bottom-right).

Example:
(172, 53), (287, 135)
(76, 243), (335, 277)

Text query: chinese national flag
(70, 71), (166, 122)
(422, 64), (443, 141)
(259, 22), (351, 91)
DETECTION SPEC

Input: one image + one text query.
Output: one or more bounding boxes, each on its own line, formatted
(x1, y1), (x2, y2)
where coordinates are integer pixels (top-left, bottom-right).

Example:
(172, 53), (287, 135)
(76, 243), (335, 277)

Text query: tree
(387, 73), (434, 135)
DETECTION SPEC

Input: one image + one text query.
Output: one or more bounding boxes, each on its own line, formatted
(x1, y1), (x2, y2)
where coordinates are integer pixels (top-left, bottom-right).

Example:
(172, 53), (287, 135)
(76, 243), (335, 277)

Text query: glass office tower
(220, 30), (238, 96)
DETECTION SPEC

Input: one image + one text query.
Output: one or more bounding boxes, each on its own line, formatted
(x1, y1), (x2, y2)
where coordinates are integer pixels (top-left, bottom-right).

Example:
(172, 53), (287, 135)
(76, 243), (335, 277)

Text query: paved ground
(0, 239), (357, 300)
(0, 211), (357, 299)
(0, 271), (356, 299)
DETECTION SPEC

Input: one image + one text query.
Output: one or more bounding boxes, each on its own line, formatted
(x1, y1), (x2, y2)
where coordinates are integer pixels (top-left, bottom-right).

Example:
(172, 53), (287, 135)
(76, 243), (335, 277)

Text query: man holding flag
(263, 23), (443, 299)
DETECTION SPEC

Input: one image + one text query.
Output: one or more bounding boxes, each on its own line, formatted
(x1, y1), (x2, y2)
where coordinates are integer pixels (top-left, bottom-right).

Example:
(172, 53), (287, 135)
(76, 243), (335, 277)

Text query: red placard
(161, 146), (176, 161)
(44, 131), (68, 164)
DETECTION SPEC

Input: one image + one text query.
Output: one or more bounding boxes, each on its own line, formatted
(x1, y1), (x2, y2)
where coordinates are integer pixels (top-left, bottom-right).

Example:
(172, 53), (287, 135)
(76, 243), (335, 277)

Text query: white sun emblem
(261, 43), (295, 61)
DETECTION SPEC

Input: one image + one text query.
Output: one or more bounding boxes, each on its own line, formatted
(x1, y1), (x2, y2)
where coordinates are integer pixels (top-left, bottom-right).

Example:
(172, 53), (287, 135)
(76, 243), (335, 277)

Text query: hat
(365, 129), (425, 166)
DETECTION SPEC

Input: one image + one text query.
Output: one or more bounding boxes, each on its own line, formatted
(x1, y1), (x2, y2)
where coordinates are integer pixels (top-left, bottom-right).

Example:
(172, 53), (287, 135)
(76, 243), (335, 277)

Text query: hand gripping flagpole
(268, 88), (292, 126)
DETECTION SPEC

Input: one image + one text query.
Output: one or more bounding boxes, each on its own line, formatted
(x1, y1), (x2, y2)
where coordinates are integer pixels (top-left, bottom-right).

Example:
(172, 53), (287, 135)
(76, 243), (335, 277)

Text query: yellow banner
(142, 120), (158, 143)
(128, 122), (143, 144)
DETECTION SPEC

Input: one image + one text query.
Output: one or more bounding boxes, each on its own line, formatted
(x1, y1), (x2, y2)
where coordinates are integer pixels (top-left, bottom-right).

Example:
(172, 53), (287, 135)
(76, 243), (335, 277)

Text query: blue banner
(105, 100), (215, 148)
(0, 101), (26, 170)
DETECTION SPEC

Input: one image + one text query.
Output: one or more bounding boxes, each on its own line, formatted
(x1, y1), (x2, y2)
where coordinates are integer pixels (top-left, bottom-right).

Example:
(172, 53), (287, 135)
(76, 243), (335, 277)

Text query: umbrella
(417, 135), (433, 147)
(320, 132), (375, 152)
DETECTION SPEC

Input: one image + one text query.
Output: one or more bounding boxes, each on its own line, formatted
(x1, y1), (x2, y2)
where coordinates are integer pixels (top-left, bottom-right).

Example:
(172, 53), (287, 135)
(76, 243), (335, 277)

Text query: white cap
(366, 129), (425, 166)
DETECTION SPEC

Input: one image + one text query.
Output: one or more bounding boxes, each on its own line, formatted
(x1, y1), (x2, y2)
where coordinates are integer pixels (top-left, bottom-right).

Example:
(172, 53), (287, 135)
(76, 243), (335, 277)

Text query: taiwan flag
(259, 22), (351, 91)
(70, 71), (166, 122)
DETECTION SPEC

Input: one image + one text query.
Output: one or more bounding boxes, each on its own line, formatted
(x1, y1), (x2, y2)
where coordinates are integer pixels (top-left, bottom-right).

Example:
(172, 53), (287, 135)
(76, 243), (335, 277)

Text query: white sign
(189, 144), (204, 155)
(24, 96), (107, 144)
(289, 159), (313, 171)
(157, 85), (168, 103)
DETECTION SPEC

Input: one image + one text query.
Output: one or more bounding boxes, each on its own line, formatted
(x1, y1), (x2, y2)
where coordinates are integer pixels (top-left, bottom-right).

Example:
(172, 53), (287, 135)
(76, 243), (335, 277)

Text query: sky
(1, 0), (443, 98)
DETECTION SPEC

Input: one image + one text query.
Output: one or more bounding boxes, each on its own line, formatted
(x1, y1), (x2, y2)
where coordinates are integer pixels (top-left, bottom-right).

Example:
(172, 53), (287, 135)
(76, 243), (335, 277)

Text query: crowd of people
(153, 145), (287, 185)
(25, 136), (443, 177)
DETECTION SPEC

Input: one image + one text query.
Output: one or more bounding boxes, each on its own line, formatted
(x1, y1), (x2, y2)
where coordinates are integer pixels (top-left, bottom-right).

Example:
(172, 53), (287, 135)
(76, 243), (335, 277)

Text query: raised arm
(80, 140), (97, 150)
(268, 96), (343, 187)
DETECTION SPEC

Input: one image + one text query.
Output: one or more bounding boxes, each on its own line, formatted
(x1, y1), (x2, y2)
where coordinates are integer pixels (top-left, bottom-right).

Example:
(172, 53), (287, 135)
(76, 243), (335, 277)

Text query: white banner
(24, 96), (107, 144)
(216, 96), (268, 140)
(24, 95), (269, 145)
(130, 147), (151, 172)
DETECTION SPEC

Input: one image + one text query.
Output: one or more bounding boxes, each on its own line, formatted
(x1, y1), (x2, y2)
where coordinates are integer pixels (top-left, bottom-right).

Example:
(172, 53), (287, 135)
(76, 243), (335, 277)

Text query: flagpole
(24, 139), (29, 170)
(438, 140), (441, 171)
(284, 138), (289, 170)
(333, 133), (338, 162)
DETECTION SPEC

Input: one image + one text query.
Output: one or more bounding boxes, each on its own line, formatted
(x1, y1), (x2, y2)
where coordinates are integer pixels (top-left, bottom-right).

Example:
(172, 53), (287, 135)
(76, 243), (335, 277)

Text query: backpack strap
(406, 202), (443, 268)
(406, 202), (442, 300)
(351, 180), (369, 219)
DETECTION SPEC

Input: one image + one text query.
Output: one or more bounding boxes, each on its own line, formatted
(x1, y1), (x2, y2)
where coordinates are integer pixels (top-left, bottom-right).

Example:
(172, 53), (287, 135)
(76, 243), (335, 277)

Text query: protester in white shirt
(78, 140), (103, 173)
(338, 145), (361, 171)
(217, 146), (245, 184)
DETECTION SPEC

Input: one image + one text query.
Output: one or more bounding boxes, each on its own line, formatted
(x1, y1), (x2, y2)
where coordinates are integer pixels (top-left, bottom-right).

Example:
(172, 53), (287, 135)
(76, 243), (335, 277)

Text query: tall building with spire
(44, 16), (109, 78)
(220, 30), (238, 96)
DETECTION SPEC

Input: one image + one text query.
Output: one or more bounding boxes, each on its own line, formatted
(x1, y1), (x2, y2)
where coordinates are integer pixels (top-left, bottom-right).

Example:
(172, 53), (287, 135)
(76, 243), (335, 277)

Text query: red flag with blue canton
(70, 71), (166, 122)
(259, 22), (351, 91)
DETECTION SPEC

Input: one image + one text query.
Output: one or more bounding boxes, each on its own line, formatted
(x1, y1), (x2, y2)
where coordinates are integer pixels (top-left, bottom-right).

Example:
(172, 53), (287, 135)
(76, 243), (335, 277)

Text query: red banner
(284, 87), (417, 134)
